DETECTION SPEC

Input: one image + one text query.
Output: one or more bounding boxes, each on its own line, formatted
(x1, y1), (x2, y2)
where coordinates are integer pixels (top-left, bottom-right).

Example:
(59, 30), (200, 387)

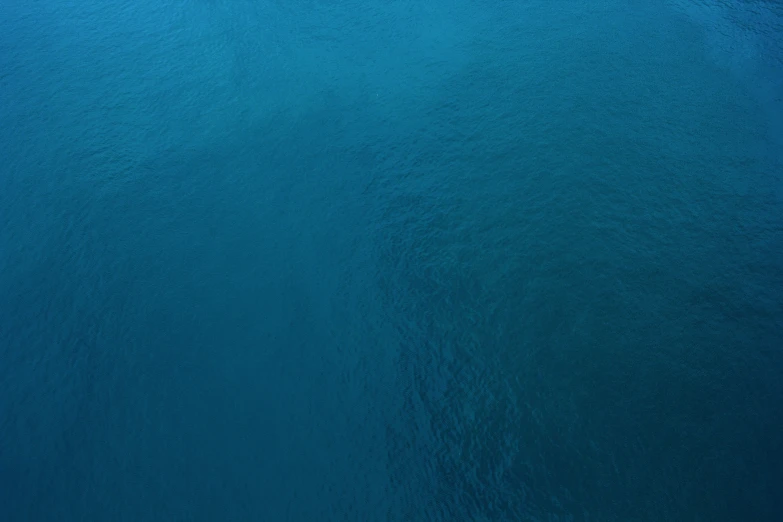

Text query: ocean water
(1, 0), (782, 520)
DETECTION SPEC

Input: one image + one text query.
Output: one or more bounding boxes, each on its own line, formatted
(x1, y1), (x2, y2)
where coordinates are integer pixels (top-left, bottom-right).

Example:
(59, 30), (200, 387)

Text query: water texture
(1, 1), (782, 520)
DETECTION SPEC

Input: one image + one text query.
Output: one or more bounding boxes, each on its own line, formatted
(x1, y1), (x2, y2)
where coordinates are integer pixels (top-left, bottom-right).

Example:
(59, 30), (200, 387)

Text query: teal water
(1, 1), (782, 520)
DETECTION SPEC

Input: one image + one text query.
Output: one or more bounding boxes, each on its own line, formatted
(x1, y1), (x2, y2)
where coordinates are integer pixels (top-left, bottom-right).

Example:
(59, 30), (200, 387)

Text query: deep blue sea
(2, 1), (782, 520)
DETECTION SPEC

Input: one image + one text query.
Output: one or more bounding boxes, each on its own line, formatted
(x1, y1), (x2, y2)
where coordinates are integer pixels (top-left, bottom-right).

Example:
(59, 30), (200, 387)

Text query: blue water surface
(1, 0), (782, 520)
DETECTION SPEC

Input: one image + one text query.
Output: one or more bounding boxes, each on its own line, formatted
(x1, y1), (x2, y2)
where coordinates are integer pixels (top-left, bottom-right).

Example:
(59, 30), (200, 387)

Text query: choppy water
(1, 1), (782, 520)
